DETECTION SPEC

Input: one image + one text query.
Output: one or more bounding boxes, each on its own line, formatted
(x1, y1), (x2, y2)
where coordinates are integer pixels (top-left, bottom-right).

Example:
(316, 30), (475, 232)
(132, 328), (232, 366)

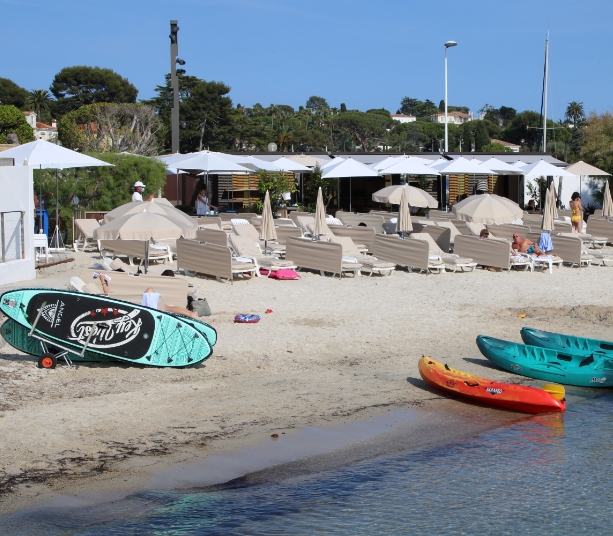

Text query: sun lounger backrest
(98, 239), (160, 261)
(79, 269), (187, 307)
(464, 221), (486, 236)
(75, 219), (100, 238)
(219, 212), (257, 221)
(586, 216), (613, 243)
(550, 235), (582, 265)
(233, 224), (260, 242)
(553, 221), (572, 233)
(229, 234), (261, 256)
(296, 216), (315, 234)
(369, 210), (399, 223)
(485, 224), (530, 242)
(275, 226), (302, 245)
(177, 238), (233, 280)
(330, 236), (361, 257)
(373, 234), (429, 270)
(454, 235), (511, 270)
(328, 225), (376, 252)
(410, 233), (442, 256)
(411, 225), (451, 253)
(195, 216), (222, 229)
(289, 211), (312, 224)
(526, 232), (543, 245)
(286, 236), (342, 274)
(196, 228), (228, 247)
(336, 213), (385, 233)
(434, 220), (461, 241)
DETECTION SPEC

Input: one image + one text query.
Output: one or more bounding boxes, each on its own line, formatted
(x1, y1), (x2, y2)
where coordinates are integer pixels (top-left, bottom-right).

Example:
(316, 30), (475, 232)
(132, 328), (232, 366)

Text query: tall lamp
(444, 40), (457, 153)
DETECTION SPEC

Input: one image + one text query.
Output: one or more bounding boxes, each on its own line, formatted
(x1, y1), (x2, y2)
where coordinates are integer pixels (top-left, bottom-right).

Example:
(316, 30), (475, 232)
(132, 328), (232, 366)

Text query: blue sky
(3, 0), (612, 120)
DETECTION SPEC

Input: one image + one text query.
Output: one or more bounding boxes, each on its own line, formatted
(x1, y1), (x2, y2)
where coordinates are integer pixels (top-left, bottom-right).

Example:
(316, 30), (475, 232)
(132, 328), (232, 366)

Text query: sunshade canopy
(452, 193), (523, 224)
(564, 161), (611, 176)
(437, 157), (495, 175)
(260, 191), (277, 241)
(273, 156), (310, 172)
(370, 156), (400, 171)
(0, 139), (112, 169)
(287, 154), (329, 167)
(234, 156), (283, 172)
(321, 157), (345, 169)
(162, 151), (252, 173)
(477, 157), (523, 174)
(372, 184), (438, 208)
(377, 156), (441, 176)
(396, 186), (412, 233)
(521, 160), (576, 178)
(321, 158), (380, 179)
(94, 212), (197, 241)
(104, 198), (196, 228)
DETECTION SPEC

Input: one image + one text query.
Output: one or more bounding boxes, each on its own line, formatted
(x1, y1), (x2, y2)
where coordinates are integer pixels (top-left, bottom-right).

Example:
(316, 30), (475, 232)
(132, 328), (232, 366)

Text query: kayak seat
(600, 343), (613, 351)
(557, 354), (573, 362)
(579, 355), (595, 367)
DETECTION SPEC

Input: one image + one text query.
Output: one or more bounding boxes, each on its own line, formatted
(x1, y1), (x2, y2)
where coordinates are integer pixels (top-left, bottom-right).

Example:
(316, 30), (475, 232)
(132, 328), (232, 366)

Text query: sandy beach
(1, 251), (613, 514)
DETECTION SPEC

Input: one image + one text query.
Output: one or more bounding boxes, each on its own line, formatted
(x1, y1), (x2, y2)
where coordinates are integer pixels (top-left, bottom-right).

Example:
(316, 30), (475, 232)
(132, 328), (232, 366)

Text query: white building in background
(490, 138), (521, 153)
(390, 113), (416, 123)
(22, 112), (58, 142)
(430, 111), (473, 125)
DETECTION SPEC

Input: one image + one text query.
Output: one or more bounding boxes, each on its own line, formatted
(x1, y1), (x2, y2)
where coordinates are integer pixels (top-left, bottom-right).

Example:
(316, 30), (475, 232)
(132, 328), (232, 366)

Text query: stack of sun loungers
(329, 236), (396, 276)
(228, 234), (297, 277)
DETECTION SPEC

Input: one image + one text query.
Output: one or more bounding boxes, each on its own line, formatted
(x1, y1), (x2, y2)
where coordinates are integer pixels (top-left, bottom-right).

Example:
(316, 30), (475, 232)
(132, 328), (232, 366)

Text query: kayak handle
(464, 381), (479, 387)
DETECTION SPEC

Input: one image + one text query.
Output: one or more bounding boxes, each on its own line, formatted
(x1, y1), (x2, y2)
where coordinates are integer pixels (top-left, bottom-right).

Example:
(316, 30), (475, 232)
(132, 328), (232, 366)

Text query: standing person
(132, 181), (155, 202)
(195, 185), (217, 215)
(570, 192), (584, 234)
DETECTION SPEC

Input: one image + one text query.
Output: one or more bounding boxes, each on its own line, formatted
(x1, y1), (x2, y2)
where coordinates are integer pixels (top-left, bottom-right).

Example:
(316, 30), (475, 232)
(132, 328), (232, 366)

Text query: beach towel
(268, 269), (300, 280)
(141, 292), (161, 309)
(539, 233), (553, 252)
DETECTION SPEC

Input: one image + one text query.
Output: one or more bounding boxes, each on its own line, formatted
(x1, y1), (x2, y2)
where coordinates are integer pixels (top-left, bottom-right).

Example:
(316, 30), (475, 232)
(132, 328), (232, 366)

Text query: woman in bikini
(570, 192), (583, 234)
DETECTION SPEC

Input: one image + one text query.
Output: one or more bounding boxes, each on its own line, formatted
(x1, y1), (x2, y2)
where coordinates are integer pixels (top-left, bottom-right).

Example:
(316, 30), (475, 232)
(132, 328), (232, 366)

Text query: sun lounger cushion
(331, 236), (396, 273)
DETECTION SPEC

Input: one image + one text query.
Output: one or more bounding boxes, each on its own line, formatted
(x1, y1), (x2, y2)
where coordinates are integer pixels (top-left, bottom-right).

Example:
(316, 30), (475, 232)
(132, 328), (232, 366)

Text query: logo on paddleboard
(68, 307), (143, 349)
(486, 387), (503, 395)
(41, 300), (65, 328)
(510, 364), (522, 371)
(590, 377), (607, 384)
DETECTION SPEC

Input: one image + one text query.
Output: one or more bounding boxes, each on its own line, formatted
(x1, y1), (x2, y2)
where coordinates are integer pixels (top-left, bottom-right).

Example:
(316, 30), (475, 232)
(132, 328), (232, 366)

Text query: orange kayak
(418, 357), (566, 414)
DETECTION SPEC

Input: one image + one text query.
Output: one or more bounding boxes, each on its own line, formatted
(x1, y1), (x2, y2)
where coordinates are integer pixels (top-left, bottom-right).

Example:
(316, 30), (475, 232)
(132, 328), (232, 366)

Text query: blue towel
(539, 233), (553, 253)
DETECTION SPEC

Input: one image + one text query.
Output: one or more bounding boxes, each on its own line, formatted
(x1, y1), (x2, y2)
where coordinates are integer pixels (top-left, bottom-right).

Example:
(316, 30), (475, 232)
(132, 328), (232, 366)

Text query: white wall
(0, 166), (36, 286)
(523, 174), (587, 210)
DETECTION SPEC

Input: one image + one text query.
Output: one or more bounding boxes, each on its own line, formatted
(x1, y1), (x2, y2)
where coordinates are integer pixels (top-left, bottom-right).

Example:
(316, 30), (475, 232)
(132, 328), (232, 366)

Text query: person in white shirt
(132, 181), (154, 202)
(195, 185), (216, 215)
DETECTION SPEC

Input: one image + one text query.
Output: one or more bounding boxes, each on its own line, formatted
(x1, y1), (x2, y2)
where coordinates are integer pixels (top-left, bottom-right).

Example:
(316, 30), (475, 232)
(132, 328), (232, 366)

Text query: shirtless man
(511, 233), (546, 257)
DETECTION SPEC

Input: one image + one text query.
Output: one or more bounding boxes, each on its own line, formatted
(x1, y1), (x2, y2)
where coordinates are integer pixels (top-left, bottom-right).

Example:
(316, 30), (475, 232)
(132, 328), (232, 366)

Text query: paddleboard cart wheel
(25, 300), (101, 369)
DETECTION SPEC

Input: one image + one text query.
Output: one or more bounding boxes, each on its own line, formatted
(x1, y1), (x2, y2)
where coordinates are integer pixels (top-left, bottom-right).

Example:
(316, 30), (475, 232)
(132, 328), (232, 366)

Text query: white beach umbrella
(260, 191), (277, 249)
(437, 157), (495, 175)
(94, 212), (197, 241)
(377, 156), (442, 176)
(104, 198), (196, 228)
(165, 151), (252, 173)
(452, 194), (523, 224)
(222, 155), (283, 172)
(370, 156), (400, 171)
(396, 186), (412, 234)
(521, 160), (576, 178)
(477, 157), (523, 174)
(321, 157), (345, 170)
(564, 161), (611, 203)
(286, 154), (329, 167)
(273, 156), (311, 172)
(321, 158), (380, 212)
(313, 187), (331, 237)
(372, 184), (438, 207)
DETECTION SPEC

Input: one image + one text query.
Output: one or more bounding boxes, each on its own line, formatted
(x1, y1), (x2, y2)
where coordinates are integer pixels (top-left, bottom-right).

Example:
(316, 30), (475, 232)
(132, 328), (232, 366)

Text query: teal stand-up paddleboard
(476, 334), (613, 387)
(1, 289), (216, 368)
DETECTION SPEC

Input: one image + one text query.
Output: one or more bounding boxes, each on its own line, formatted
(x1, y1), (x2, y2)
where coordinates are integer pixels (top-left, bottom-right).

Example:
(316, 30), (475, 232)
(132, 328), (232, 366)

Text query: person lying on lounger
(511, 233), (547, 257)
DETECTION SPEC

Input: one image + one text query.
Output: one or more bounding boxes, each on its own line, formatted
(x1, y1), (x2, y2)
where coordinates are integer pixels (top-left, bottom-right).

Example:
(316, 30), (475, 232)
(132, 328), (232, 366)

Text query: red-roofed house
(22, 112), (58, 142)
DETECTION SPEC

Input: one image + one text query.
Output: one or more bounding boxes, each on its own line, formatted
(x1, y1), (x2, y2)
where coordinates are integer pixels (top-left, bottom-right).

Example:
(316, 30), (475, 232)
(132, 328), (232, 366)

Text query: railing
(0, 210), (25, 263)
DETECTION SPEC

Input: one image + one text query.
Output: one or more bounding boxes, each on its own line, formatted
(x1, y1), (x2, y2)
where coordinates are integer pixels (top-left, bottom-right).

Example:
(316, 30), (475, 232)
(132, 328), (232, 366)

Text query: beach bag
(234, 314), (260, 323)
(269, 269), (300, 280)
(191, 298), (212, 317)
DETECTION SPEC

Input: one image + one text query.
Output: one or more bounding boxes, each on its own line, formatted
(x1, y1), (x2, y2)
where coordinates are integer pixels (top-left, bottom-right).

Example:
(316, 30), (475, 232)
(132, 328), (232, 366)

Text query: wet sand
(1, 249), (612, 515)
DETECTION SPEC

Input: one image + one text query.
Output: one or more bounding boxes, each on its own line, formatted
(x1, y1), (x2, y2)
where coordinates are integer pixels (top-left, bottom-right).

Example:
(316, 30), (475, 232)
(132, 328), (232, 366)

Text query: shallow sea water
(6, 393), (613, 535)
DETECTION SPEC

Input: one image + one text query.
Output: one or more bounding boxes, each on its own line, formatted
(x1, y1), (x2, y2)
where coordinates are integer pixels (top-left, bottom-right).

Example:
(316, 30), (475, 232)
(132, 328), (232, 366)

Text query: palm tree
(26, 89), (52, 120)
(565, 101), (585, 126)
(268, 104), (278, 129)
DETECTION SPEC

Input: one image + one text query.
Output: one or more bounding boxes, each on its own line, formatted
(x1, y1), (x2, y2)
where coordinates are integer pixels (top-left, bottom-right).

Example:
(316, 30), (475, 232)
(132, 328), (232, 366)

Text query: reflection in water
(4, 394), (613, 535)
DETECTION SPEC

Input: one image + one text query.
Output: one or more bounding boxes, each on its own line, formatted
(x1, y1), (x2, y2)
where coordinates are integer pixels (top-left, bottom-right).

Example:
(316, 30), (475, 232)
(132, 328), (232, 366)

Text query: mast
(542, 34), (549, 153)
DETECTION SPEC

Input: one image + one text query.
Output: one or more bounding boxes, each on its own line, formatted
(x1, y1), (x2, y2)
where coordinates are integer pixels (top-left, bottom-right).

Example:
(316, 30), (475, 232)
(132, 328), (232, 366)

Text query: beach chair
(177, 238), (256, 284)
(585, 216), (613, 245)
(33, 233), (51, 261)
(233, 223), (286, 255)
(228, 234), (297, 276)
(73, 219), (100, 252)
(485, 224), (531, 242)
(411, 233), (477, 273)
(336, 213), (386, 233)
(195, 216), (222, 229)
(411, 224), (451, 253)
(454, 235), (530, 272)
(328, 224), (374, 253)
(465, 221), (486, 236)
(98, 239), (172, 265)
(372, 234), (434, 273)
(274, 226), (302, 246)
(330, 236), (395, 276)
(285, 236), (361, 278)
(196, 228), (229, 247)
(296, 215), (315, 237)
(549, 235), (594, 268)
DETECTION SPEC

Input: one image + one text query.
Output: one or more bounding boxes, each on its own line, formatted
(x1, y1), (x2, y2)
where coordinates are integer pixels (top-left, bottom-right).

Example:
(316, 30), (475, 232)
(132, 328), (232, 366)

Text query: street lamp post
(170, 20), (180, 154)
(444, 40), (457, 153)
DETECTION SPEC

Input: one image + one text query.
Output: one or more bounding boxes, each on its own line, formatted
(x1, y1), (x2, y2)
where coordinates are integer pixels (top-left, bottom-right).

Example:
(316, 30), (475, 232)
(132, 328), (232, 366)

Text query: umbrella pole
(38, 165), (43, 233)
(350, 177), (352, 212)
(144, 241), (149, 274)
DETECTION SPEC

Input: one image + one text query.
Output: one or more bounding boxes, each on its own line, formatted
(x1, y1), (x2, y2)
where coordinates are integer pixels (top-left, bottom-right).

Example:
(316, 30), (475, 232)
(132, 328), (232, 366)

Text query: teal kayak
(476, 335), (613, 387)
(521, 327), (613, 356)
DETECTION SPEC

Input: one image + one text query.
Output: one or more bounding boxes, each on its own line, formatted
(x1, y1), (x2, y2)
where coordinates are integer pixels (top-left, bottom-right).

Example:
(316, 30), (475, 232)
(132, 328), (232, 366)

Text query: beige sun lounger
(228, 234), (297, 276)
(411, 233), (476, 273)
(328, 225), (375, 253)
(296, 215), (316, 236)
(79, 269), (186, 306)
(485, 224), (531, 242)
(549, 235), (594, 268)
(195, 216), (222, 229)
(74, 219), (100, 252)
(274, 226), (302, 245)
(285, 236), (361, 278)
(585, 216), (613, 245)
(373, 234), (444, 274)
(411, 224), (451, 253)
(98, 239), (172, 265)
(176, 238), (256, 284)
(289, 211), (313, 225)
(232, 223), (286, 255)
(196, 228), (229, 247)
(336, 213), (386, 233)
(454, 235), (530, 272)
(330, 236), (395, 276)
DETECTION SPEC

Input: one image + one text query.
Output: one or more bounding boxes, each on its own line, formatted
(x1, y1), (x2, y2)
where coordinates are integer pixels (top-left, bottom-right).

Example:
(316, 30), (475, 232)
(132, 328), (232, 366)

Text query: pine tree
(462, 122), (472, 152)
